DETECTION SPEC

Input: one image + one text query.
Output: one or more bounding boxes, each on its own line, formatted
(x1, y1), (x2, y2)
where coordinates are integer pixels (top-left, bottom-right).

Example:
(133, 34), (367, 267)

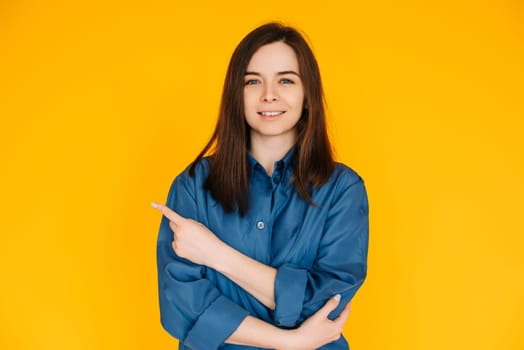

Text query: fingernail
(333, 294), (341, 302)
(151, 202), (159, 209)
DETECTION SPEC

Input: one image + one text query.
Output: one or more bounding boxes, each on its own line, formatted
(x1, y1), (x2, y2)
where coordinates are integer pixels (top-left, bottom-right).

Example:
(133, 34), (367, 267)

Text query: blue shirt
(156, 149), (369, 349)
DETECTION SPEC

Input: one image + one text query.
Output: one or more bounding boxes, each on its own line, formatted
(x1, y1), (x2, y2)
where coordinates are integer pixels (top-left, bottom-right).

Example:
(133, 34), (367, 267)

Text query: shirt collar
(246, 145), (297, 176)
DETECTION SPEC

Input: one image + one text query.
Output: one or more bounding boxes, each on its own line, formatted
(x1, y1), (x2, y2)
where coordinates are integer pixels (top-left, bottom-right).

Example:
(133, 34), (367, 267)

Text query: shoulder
(326, 163), (369, 212)
(313, 162), (366, 205)
(174, 157), (211, 182)
(329, 162), (365, 189)
(169, 157), (211, 195)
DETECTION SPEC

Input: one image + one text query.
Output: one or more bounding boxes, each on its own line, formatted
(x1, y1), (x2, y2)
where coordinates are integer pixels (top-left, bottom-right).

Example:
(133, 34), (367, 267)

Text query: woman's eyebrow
(277, 70), (300, 76)
(244, 70), (300, 76)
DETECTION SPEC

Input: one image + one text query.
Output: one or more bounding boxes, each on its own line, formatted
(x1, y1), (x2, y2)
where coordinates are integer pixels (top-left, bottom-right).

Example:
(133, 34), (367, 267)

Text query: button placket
(272, 161), (284, 186)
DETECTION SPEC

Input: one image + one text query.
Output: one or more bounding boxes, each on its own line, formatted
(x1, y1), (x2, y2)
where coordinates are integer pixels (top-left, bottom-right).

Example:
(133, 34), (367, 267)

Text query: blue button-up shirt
(156, 149), (369, 349)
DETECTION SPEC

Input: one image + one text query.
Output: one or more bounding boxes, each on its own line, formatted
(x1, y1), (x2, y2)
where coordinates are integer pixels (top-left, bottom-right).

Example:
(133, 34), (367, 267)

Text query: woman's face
(243, 41), (305, 145)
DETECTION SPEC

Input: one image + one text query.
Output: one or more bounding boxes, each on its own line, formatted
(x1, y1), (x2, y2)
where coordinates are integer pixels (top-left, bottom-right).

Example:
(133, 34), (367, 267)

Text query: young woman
(152, 22), (369, 349)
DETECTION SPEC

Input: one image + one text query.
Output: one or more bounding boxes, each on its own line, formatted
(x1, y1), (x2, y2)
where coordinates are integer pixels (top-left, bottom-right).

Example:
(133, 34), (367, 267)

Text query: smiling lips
(258, 111), (285, 118)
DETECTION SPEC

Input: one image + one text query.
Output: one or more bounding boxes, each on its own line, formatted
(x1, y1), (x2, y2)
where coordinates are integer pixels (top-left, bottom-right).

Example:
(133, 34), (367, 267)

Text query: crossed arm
(153, 201), (350, 349)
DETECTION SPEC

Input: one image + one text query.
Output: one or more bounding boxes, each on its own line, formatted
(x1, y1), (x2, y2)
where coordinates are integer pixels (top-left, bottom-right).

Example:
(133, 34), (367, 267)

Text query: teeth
(260, 111), (283, 116)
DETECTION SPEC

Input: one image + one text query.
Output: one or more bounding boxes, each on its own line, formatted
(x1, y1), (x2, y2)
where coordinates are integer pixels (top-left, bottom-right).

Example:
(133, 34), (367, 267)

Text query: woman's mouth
(258, 111), (285, 117)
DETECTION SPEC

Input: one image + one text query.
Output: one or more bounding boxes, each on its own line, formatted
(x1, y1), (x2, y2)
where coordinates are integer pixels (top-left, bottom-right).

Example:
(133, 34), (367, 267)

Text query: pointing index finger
(151, 202), (184, 223)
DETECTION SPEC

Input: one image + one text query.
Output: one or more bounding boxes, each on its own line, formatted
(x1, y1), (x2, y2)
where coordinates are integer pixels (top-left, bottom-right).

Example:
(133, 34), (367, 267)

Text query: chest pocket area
(271, 199), (331, 268)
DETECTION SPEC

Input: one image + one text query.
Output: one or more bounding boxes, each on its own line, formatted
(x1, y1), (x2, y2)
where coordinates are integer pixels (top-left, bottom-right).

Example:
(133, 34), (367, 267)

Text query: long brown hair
(190, 22), (334, 215)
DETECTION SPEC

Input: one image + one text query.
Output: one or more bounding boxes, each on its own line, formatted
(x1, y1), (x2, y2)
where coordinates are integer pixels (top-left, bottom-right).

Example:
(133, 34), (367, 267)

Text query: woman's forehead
(246, 42), (299, 73)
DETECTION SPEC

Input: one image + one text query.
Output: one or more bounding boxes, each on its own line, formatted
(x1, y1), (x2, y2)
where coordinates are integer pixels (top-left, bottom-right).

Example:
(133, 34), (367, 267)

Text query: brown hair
(190, 22), (334, 215)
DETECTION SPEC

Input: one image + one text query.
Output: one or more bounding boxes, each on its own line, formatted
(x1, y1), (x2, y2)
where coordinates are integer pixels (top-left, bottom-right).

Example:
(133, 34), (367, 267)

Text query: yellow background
(1, 0), (523, 349)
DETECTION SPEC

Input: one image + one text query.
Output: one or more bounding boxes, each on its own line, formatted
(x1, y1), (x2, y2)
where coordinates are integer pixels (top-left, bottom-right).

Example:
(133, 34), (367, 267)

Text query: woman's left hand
(152, 202), (225, 267)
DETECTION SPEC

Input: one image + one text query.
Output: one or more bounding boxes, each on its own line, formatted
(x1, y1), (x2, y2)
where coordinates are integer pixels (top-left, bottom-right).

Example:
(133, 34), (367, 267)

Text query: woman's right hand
(281, 295), (351, 350)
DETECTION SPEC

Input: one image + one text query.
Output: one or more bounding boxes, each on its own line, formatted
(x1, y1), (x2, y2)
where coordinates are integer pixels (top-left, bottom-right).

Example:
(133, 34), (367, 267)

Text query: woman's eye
(280, 78), (294, 84)
(245, 79), (259, 85)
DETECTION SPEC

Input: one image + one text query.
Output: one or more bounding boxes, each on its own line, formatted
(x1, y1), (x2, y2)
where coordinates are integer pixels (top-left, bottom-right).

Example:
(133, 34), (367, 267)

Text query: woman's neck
(249, 133), (296, 176)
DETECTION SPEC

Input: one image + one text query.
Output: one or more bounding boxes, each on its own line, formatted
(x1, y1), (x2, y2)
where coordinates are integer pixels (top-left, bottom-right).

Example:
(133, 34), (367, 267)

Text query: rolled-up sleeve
(156, 171), (250, 349)
(273, 176), (369, 327)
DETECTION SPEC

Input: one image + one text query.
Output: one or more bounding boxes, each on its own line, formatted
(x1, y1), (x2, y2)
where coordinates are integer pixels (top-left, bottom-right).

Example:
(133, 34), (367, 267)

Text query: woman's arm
(226, 295), (350, 350)
(270, 174), (369, 327)
(156, 174), (253, 349)
(153, 201), (278, 309)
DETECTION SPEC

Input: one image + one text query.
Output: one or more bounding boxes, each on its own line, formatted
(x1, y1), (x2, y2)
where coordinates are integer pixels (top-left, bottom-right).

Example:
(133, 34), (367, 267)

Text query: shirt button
(256, 221), (265, 230)
(273, 177), (280, 184)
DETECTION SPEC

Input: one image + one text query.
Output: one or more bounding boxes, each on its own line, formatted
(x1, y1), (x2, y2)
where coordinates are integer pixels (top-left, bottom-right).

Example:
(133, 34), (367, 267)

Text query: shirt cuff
(183, 295), (250, 350)
(273, 264), (308, 327)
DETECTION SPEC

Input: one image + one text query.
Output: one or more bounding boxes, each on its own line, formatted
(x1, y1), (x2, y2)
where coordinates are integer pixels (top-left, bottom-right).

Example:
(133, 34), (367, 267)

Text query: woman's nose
(261, 84), (279, 102)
